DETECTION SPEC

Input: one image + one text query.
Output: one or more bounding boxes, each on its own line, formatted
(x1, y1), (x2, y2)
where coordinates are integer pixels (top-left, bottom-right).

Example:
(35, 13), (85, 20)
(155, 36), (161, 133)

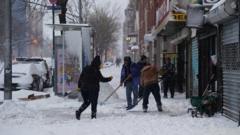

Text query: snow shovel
(100, 75), (131, 105)
(202, 74), (215, 97)
(126, 97), (143, 110)
(100, 85), (121, 105)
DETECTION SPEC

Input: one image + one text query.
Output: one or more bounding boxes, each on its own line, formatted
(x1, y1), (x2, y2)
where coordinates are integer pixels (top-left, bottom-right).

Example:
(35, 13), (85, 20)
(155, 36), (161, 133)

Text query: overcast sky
(95, 0), (129, 20)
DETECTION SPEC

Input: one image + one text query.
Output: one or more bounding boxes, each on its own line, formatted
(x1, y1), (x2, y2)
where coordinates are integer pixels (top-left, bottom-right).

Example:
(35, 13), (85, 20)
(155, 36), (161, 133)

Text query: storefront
(191, 37), (199, 96)
(221, 18), (240, 121)
(205, 0), (239, 121)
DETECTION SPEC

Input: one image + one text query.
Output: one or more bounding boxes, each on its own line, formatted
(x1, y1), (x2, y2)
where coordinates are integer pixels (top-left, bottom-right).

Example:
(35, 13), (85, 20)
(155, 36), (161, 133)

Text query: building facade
(204, 0), (239, 122)
(129, 0), (240, 122)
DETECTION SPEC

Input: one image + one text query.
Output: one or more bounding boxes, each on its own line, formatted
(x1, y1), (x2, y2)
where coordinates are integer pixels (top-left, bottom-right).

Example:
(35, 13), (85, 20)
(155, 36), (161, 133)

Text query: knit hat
(124, 56), (131, 63)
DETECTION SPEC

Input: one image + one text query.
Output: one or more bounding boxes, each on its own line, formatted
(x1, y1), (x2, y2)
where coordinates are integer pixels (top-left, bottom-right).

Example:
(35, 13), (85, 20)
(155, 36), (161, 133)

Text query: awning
(169, 28), (190, 45)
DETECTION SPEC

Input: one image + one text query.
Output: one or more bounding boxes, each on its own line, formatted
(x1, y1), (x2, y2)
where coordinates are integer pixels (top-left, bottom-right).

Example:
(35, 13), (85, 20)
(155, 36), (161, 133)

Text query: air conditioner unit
(206, 0), (237, 24)
(203, 0), (221, 6)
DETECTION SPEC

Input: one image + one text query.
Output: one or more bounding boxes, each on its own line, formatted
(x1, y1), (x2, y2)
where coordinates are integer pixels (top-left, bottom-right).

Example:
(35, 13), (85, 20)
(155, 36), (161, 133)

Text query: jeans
(126, 82), (138, 107)
(138, 86), (144, 98)
(142, 83), (162, 109)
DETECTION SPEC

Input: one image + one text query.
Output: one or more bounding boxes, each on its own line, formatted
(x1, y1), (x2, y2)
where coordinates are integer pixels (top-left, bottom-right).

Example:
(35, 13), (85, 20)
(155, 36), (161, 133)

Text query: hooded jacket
(78, 56), (111, 91)
(120, 57), (141, 87)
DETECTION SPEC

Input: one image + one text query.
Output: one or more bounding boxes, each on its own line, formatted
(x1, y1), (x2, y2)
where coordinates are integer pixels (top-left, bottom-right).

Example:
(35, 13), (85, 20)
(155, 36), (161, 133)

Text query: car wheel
(32, 80), (39, 91)
(38, 78), (44, 92)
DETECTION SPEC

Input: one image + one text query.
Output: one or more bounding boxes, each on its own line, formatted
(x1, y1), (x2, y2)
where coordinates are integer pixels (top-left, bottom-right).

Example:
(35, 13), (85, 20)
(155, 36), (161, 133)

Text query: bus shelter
(47, 24), (93, 96)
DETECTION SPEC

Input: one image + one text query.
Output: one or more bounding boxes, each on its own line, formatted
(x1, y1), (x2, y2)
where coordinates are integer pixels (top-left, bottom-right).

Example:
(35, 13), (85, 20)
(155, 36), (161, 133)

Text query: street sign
(49, 0), (57, 4)
(47, 5), (61, 10)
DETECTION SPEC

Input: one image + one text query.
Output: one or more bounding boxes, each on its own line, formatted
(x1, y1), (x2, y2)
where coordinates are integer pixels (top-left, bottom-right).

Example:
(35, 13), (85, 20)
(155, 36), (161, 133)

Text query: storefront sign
(172, 13), (187, 22)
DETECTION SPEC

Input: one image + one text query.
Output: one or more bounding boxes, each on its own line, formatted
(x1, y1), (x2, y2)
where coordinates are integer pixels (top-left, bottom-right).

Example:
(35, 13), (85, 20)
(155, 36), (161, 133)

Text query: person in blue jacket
(120, 56), (140, 110)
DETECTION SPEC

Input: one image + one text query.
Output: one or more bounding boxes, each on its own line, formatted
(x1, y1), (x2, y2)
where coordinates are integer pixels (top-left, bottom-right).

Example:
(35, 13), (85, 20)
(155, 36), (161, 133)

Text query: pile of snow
(0, 101), (39, 124)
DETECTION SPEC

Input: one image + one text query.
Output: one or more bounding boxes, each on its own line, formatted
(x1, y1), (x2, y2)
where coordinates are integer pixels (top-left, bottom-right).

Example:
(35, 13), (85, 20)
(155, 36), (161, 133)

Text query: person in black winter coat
(162, 57), (175, 98)
(76, 56), (112, 120)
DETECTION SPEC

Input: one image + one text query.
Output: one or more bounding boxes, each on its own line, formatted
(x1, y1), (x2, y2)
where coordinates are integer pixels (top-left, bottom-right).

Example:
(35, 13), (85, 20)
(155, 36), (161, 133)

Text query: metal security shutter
(222, 19), (239, 45)
(222, 18), (240, 121)
(192, 38), (199, 96)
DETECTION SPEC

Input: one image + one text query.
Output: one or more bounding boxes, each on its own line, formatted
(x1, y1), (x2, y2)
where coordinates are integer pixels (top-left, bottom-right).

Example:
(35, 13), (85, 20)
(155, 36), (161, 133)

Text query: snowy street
(0, 66), (239, 135)
(1, 0), (240, 134)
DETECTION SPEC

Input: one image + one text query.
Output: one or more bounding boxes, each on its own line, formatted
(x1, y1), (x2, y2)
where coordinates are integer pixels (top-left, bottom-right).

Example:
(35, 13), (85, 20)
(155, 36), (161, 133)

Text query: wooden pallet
(19, 94), (50, 101)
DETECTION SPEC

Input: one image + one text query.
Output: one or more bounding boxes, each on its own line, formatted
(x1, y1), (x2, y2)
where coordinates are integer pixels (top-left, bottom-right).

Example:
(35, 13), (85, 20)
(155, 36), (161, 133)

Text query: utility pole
(4, 0), (12, 100)
(238, 0), (240, 127)
(79, 0), (83, 23)
(49, 0), (58, 94)
(52, 3), (57, 95)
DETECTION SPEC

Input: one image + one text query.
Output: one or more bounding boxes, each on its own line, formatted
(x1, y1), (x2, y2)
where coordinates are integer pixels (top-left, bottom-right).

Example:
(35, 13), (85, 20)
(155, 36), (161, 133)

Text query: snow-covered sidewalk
(0, 66), (239, 135)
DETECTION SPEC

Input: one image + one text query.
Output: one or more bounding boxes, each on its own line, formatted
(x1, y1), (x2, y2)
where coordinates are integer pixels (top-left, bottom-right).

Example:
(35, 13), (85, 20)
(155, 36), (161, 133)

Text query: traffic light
(56, 0), (68, 24)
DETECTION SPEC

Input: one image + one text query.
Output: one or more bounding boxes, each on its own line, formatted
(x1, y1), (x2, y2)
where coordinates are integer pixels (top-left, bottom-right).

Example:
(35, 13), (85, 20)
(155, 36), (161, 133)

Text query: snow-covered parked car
(16, 57), (51, 87)
(0, 63), (44, 91)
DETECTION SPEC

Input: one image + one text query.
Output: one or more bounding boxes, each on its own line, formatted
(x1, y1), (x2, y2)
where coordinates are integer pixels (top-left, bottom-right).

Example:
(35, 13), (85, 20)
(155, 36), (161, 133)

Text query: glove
(109, 76), (113, 80)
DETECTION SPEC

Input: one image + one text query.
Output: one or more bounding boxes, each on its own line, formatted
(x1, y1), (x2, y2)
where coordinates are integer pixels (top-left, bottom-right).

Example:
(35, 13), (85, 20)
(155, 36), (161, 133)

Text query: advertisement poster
(57, 31), (82, 95)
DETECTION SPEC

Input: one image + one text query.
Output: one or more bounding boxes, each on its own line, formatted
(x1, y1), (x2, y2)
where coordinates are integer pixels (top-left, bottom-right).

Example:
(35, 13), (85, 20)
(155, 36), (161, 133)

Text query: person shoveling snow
(76, 56), (113, 120)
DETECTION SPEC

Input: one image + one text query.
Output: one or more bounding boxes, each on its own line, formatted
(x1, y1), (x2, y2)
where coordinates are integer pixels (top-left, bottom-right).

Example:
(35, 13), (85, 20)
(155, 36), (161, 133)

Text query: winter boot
(75, 110), (81, 120)
(143, 108), (147, 113)
(91, 112), (96, 119)
(126, 105), (133, 110)
(157, 105), (163, 112)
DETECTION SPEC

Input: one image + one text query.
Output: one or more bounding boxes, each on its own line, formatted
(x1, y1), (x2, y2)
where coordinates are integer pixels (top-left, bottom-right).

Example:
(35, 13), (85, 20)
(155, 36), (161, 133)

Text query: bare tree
(67, 0), (96, 23)
(67, 1), (122, 59)
(88, 5), (121, 59)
